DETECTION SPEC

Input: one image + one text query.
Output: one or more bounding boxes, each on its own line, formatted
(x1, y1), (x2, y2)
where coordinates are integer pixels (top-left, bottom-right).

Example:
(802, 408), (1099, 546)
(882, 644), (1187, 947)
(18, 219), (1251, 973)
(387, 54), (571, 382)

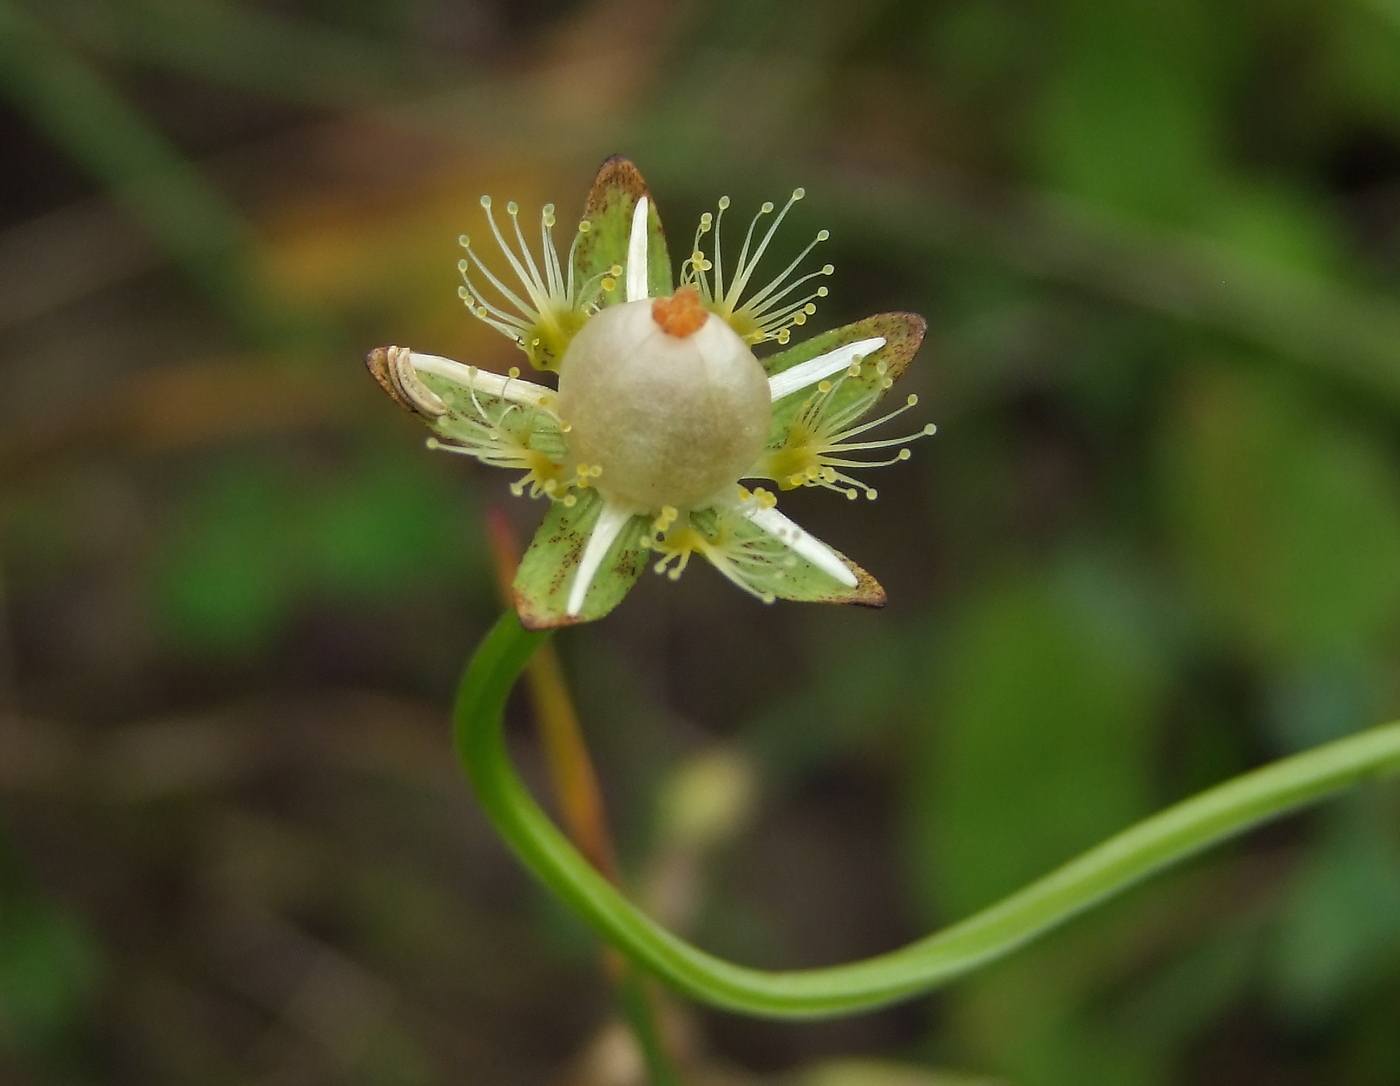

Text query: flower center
(556, 296), (771, 511)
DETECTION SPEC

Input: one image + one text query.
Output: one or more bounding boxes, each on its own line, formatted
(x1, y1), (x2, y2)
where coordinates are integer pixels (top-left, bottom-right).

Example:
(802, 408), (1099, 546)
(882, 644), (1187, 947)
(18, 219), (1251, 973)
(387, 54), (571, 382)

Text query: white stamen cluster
(456, 196), (618, 370)
(762, 356), (937, 500)
(406, 350), (578, 504)
(648, 489), (799, 604)
(681, 189), (834, 345)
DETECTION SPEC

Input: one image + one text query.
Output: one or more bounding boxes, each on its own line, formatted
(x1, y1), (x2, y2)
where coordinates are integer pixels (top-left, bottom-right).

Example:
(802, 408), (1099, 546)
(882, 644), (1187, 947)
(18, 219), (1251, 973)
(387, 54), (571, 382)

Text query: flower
(367, 156), (934, 629)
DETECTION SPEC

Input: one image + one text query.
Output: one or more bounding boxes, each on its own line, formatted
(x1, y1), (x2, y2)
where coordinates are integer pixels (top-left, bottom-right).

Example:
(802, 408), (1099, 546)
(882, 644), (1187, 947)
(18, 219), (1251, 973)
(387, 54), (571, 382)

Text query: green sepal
(686, 504), (886, 608)
(513, 488), (651, 629)
(572, 155), (673, 308)
(761, 312), (927, 449)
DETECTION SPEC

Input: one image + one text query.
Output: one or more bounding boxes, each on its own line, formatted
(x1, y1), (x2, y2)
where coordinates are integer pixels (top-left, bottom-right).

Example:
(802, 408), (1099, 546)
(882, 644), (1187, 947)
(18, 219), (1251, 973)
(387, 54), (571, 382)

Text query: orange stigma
(652, 286), (708, 338)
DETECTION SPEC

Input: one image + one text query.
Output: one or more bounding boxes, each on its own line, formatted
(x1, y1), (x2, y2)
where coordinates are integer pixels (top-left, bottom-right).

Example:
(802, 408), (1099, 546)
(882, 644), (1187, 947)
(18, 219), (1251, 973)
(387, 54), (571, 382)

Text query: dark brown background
(3, 0), (1400, 1082)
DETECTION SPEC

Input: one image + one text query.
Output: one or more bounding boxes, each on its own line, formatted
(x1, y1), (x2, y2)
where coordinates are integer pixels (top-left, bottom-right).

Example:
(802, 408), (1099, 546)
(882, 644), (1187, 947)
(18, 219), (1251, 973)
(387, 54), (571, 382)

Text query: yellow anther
(757, 357), (935, 499)
(682, 188), (837, 345)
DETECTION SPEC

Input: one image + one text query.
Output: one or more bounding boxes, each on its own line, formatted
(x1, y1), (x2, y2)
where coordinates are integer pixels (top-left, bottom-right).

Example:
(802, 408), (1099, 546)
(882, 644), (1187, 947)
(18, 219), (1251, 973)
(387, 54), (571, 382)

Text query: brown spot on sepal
(847, 562), (888, 608)
(574, 155), (672, 304)
(868, 312), (927, 386)
(511, 497), (649, 630)
(584, 155), (651, 218)
(514, 541), (647, 631)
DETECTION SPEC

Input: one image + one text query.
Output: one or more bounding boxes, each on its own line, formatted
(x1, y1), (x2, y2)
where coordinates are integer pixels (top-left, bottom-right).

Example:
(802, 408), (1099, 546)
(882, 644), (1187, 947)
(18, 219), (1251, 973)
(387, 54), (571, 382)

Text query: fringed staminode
(758, 359), (937, 500)
(457, 197), (619, 371)
(681, 190), (834, 346)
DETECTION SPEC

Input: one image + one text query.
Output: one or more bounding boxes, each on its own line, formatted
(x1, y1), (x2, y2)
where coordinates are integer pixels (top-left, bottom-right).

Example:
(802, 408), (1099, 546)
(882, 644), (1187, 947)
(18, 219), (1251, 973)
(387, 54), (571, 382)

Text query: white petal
(625, 196), (650, 303)
(409, 351), (553, 408)
(767, 337), (886, 402)
(742, 505), (858, 587)
(567, 500), (635, 616)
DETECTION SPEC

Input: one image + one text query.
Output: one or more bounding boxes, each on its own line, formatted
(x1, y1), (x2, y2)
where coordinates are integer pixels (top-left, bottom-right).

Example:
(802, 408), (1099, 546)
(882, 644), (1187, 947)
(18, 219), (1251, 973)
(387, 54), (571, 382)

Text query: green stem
(455, 610), (1400, 1020)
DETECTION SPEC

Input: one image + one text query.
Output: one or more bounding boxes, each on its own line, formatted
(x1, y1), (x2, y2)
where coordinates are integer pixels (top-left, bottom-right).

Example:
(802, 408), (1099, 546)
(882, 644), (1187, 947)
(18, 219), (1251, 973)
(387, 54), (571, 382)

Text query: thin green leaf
(46, 0), (435, 109)
(0, 0), (258, 325)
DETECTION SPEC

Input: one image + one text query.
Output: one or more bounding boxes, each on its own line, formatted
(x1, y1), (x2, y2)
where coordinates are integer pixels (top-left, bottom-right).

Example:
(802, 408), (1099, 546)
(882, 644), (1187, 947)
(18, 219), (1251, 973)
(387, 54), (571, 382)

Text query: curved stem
(455, 610), (1400, 1020)
(486, 512), (679, 1084)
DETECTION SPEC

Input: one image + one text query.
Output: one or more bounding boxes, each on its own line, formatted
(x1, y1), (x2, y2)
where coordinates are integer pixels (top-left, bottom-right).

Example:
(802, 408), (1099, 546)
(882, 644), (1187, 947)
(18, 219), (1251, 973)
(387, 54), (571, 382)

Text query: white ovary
(557, 299), (772, 511)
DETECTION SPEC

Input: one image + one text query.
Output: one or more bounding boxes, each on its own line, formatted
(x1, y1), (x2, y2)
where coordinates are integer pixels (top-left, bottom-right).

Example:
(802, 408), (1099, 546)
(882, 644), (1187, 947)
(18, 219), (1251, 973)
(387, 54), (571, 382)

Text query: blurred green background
(3, 0), (1400, 1082)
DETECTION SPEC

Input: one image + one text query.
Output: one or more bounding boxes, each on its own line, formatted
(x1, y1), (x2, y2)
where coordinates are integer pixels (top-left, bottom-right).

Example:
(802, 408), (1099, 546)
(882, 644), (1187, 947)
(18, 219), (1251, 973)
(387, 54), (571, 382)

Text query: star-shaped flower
(367, 156), (934, 629)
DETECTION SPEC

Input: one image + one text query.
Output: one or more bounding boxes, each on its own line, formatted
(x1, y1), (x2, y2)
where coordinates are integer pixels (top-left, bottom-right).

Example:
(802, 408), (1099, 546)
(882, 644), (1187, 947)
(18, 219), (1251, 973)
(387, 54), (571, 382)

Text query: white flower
(368, 157), (934, 628)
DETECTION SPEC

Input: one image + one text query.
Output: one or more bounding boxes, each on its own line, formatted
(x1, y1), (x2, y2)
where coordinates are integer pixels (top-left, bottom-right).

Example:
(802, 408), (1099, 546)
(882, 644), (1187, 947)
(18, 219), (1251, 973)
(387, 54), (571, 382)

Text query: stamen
(712, 196), (730, 292)
(683, 188), (833, 344)
(540, 204), (565, 300)
(723, 199), (777, 309)
(455, 193), (605, 370)
(458, 245), (534, 330)
(405, 352), (572, 503)
(757, 360), (936, 500)
(647, 491), (800, 603)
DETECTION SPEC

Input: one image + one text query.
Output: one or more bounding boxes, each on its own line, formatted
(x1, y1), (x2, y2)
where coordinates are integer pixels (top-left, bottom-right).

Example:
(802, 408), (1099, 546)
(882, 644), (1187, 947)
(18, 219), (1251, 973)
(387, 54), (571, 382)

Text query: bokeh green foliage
(2, 0), (1400, 1081)
(155, 451), (485, 653)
